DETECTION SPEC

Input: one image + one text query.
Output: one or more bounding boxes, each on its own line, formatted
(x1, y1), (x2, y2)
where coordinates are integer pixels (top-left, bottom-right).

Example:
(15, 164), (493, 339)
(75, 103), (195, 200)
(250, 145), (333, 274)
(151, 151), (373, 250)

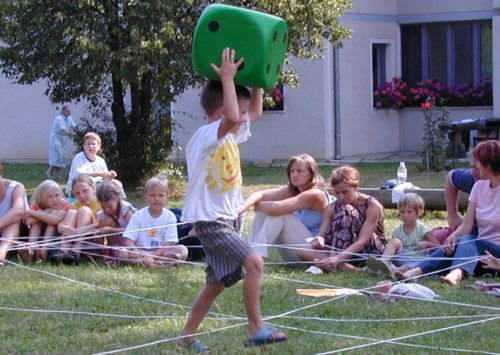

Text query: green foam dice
(192, 4), (288, 89)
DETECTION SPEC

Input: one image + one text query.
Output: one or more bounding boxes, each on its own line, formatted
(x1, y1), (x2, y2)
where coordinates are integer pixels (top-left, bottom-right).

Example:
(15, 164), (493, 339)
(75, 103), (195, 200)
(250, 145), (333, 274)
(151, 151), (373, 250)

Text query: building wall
(338, 16), (401, 156)
(173, 57), (332, 162)
(397, 0), (493, 17)
(0, 77), (83, 162)
(1, 0), (498, 162)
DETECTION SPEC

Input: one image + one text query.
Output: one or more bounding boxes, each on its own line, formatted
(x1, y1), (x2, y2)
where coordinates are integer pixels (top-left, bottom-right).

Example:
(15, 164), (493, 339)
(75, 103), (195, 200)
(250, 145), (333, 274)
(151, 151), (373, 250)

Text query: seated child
(66, 132), (124, 198)
(95, 180), (136, 263)
(19, 180), (70, 262)
(119, 176), (188, 267)
(56, 173), (101, 265)
(367, 193), (439, 277)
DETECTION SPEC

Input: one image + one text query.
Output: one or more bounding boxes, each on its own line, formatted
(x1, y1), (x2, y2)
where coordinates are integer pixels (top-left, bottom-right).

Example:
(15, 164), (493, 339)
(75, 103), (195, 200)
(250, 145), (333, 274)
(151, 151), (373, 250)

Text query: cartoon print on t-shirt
(148, 228), (161, 247)
(205, 141), (241, 193)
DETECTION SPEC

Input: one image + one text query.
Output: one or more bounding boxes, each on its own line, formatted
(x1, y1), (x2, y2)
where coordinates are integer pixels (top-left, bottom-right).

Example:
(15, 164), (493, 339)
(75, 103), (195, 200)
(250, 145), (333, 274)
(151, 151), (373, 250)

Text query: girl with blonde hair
(19, 180), (70, 262)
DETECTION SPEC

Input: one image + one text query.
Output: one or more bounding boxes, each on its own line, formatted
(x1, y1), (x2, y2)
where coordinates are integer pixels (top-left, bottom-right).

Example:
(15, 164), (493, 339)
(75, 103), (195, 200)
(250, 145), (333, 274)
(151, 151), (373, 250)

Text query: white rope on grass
(315, 315), (500, 355)
(93, 321), (250, 355)
(5, 228), (500, 353)
(0, 305), (239, 321)
(7, 254), (500, 350)
(273, 321), (498, 354)
(280, 313), (500, 323)
(265, 270), (500, 312)
(3, 259), (242, 318)
(7, 258), (498, 354)
(94, 294), (344, 354)
(8, 238), (496, 316)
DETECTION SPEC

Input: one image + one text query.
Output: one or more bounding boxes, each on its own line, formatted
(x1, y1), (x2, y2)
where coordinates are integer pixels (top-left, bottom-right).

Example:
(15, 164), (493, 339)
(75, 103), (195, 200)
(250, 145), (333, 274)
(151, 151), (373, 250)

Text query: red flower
(421, 101), (432, 110)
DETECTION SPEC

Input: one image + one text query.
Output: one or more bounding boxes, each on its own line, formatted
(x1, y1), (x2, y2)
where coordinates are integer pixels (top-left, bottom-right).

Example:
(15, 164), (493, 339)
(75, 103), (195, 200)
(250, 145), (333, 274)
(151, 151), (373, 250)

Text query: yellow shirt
(72, 199), (101, 217)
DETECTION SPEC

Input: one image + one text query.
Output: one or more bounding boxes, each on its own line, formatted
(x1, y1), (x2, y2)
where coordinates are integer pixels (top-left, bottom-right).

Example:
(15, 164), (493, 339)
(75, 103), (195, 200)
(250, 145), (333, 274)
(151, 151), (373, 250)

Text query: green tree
(0, 0), (351, 186)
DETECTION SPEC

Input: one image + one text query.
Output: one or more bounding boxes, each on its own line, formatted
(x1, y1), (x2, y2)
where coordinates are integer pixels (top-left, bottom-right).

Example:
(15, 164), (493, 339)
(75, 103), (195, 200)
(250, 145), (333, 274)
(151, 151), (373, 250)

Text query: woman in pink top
(396, 140), (500, 285)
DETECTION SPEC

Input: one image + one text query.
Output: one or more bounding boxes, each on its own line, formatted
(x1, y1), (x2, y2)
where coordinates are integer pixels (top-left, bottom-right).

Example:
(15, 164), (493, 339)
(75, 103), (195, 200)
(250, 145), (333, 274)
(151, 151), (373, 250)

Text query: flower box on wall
(263, 83), (284, 112)
(373, 77), (493, 110)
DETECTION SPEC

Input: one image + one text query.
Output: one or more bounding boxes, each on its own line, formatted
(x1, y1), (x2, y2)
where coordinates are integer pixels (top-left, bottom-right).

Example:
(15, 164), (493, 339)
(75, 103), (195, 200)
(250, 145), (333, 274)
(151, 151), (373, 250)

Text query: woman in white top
(239, 154), (331, 262)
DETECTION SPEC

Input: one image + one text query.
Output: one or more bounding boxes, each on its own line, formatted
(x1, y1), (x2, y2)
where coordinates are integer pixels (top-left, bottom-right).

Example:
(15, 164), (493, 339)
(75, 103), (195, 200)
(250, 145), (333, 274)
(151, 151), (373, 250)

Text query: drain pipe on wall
(333, 45), (342, 160)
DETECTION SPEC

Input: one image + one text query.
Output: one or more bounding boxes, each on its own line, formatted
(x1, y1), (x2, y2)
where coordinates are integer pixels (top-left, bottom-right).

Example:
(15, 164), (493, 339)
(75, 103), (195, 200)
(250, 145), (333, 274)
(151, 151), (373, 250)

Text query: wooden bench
(326, 188), (468, 211)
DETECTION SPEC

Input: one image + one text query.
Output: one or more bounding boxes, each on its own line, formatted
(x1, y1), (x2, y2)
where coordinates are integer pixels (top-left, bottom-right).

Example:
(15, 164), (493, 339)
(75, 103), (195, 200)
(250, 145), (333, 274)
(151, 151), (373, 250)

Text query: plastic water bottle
(397, 162), (407, 185)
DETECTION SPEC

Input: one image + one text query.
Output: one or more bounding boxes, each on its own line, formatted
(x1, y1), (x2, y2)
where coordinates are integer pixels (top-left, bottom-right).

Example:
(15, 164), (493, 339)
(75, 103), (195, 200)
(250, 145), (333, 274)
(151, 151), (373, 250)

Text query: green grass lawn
(2, 161), (499, 354)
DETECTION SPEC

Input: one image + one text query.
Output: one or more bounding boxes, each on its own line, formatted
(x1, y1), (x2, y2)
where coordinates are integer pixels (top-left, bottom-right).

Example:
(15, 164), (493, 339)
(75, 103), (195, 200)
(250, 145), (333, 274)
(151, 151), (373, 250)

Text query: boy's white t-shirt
(182, 117), (250, 223)
(66, 152), (109, 195)
(123, 207), (178, 249)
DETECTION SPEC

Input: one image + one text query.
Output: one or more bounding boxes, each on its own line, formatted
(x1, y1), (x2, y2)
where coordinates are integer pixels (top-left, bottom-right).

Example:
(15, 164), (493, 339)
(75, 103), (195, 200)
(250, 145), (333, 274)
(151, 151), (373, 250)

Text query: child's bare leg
(73, 207), (95, 256)
(298, 246), (330, 262)
(19, 223), (42, 262)
(178, 282), (225, 346)
(395, 267), (422, 281)
(243, 252), (286, 342)
(382, 239), (401, 258)
(242, 252), (264, 337)
(39, 225), (56, 261)
(58, 210), (77, 252)
(394, 264), (411, 274)
(99, 215), (119, 258)
(338, 262), (363, 272)
(0, 222), (20, 262)
(156, 245), (188, 267)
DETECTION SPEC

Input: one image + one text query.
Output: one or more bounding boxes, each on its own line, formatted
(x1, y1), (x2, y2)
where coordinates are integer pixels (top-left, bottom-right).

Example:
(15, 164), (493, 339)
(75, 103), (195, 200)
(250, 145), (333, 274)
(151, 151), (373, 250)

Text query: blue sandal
(185, 339), (210, 353)
(247, 326), (287, 346)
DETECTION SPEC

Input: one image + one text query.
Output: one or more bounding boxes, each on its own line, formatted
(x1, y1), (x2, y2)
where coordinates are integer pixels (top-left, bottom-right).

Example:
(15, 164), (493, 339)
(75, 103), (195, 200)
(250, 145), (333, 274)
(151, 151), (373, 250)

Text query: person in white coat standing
(48, 105), (76, 180)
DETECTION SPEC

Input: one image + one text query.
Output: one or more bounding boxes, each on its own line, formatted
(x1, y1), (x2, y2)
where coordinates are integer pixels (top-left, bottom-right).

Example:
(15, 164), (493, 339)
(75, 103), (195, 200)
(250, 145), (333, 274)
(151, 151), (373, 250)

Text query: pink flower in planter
(421, 101), (432, 110)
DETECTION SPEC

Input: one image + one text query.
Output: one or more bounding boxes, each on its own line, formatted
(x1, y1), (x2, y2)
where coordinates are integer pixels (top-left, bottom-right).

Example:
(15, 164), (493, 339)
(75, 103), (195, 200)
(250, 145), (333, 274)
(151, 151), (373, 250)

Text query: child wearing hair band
(55, 173), (101, 265)
(120, 176), (188, 267)
(19, 180), (71, 263)
(366, 192), (440, 277)
(95, 180), (136, 263)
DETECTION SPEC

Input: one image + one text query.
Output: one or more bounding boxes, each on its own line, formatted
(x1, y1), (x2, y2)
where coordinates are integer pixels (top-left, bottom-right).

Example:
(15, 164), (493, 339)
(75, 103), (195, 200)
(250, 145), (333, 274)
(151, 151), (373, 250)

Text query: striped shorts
(195, 218), (253, 287)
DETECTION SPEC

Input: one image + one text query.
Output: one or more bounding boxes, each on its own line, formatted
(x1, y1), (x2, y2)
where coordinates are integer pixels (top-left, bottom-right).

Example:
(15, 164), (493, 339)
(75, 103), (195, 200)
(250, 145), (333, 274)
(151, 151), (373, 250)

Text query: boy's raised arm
(248, 88), (263, 123)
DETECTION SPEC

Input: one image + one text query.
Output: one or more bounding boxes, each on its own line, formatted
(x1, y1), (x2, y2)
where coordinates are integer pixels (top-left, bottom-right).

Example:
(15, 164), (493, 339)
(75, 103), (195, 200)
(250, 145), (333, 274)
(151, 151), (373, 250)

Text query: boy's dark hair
(200, 79), (251, 116)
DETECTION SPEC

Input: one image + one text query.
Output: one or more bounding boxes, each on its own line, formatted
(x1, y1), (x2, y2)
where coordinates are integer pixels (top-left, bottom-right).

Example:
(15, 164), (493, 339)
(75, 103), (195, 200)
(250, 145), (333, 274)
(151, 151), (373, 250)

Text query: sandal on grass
(366, 256), (395, 279)
(246, 326), (287, 346)
(183, 339), (210, 353)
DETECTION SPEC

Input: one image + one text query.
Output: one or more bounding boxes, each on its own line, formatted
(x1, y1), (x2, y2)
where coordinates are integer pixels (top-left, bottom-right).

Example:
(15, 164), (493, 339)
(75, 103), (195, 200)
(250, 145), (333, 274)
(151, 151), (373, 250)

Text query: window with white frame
(372, 43), (388, 90)
(401, 21), (492, 86)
